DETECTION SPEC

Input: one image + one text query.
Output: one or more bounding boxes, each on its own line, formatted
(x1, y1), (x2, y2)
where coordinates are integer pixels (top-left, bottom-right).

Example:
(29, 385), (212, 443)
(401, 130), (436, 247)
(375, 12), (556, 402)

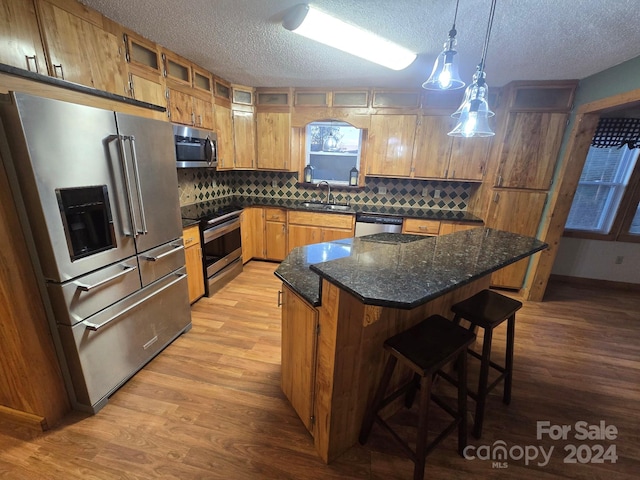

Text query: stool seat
(451, 289), (522, 329)
(385, 314), (478, 375)
(359, 314), (475, 480)
(451, 289), (522, 439)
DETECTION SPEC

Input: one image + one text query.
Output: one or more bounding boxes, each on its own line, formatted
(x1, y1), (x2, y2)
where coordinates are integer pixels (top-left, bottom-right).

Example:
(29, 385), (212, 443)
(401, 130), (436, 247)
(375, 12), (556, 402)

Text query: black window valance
(591, 117), (640, 149)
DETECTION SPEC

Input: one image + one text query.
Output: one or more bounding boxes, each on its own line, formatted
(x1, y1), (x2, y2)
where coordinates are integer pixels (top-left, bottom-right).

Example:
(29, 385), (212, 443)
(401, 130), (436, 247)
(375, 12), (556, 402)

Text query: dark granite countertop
(180, 196), (484, 224)
(275, 229), (547, 309)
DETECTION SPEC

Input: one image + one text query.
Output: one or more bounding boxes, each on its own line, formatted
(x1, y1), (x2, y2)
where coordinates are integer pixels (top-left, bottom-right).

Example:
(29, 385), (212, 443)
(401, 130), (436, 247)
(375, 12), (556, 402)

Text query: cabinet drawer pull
(277, 290), (282, 307)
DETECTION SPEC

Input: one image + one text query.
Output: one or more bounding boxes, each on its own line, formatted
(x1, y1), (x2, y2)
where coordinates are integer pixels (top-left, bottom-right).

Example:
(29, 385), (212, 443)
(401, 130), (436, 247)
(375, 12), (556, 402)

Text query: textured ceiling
(81, 0), (640, 89)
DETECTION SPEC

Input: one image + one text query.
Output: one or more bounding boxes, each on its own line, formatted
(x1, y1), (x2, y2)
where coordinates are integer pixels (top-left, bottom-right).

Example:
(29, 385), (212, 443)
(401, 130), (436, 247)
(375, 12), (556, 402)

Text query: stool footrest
(467, 349), (507, 373)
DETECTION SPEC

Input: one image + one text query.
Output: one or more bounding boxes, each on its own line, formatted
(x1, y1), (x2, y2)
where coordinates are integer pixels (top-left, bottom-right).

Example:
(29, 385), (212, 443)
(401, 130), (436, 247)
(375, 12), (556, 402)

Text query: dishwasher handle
(355, 213), (403, 225)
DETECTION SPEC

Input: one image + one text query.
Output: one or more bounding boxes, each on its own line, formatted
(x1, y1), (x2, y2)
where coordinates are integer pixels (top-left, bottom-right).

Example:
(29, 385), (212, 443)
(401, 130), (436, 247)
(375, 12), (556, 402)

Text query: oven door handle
(142, 244), (184, 262)
(84, 273), (186, 331)
(203, 218), (240, 243)
(74, 264), (138, 292)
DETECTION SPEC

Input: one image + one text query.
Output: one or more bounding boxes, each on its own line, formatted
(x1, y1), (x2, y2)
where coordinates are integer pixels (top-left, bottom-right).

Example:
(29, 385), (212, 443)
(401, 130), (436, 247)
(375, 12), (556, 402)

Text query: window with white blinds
(566, 145), (639, 233)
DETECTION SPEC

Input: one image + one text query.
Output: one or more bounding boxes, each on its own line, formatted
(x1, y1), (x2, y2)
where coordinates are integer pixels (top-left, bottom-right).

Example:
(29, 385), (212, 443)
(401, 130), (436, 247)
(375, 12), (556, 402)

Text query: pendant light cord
(449, 0), (460, 36)
(479, 0), (497, 72)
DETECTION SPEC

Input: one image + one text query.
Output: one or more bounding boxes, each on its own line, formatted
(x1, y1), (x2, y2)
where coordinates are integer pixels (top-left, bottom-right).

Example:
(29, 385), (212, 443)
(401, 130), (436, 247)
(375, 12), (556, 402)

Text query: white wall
(552, 237), (640, 283)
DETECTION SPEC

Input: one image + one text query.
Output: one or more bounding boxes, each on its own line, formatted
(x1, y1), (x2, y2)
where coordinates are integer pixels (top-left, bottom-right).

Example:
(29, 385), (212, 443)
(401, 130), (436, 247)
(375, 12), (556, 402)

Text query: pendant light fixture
(422, 0), (465, 90)
(448, 0), (497, 138)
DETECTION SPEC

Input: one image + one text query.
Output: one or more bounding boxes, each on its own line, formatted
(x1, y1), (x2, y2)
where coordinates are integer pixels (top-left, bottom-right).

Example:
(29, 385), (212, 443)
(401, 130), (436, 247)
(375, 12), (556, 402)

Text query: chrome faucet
(317, 181), (333, 204)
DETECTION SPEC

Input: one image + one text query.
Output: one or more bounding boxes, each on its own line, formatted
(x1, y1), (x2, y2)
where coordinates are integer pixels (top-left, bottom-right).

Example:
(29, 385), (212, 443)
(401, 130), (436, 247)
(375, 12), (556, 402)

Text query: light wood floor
(1, 261), (639, 479)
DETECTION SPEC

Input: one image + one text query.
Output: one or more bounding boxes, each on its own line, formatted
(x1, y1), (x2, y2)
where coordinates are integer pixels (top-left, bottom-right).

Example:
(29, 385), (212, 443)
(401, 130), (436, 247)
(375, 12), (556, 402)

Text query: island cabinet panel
(281, 285), (319, 434)
(0, 0), (48, 75)
(485, 189), (548, 288)
(256, 112), (292, 171)
(312, 276), (491, 463)
(495, 112), (567, 190)
(367, 114), (417, 177)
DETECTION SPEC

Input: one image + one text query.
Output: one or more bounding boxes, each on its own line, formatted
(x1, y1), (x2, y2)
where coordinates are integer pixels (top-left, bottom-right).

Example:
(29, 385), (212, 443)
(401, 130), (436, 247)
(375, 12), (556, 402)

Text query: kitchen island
(275, 228), (546, 463)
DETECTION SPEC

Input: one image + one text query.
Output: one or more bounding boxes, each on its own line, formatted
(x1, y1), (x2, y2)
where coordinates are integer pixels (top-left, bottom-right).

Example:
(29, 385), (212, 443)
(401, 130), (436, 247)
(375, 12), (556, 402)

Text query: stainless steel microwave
(173, 124), (217, 168)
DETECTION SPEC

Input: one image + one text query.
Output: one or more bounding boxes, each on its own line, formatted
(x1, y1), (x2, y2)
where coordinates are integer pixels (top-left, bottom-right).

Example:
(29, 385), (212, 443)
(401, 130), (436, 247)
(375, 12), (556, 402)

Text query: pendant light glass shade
(422, 33), (465, 90)
(323, 131), (339, 151)
(449, 0), (498, 138)
(448, 69), (495, 137)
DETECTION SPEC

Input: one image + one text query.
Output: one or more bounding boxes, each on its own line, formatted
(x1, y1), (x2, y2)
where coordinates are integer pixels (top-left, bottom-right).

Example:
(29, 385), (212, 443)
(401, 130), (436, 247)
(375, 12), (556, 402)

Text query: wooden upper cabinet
(412, 116), (452, 178)
(192, 96), (214, 130)
(256, 111), (291, 170)
(0, 0), (48, 74)
(411, 115), (489, 181)
(37, 0), (127, 95)
(167, 87), (193, 125)
(215, 102), (234, 170)
(367, 114), (417, 177)
(162, 51), (191, 87)
(495, 112), (567, 190)
(122, 31), (165, 107)
(448, 135), (491, 181)
(232, 109), (256, 169)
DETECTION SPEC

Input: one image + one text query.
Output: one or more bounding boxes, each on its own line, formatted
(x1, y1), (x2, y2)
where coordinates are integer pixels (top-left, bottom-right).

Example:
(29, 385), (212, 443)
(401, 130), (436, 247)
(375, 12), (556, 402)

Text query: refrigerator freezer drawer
(47, 258), (142, 326)
(58, 267), (191, 412)
(138, 239), (186, 287)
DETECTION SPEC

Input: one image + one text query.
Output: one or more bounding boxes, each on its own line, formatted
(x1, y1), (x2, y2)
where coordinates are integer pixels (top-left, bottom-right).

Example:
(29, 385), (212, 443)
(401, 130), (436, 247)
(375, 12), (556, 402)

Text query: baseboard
(0, 405), (48, 432)
(549, 274), (640, 292)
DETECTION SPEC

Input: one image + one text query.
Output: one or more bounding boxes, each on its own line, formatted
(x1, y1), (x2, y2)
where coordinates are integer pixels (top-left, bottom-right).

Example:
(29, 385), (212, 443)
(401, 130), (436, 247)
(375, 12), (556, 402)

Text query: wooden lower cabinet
(287, 211), (354, 252)
(183, 225), (204, 303)
(280, 284), (319, 434)
(264, 208), (287, 261)
(485, 189), (548, 289)
(439, 221), (480, 235)
(240, 207), (265, 262)
(402, 218), (440, 236)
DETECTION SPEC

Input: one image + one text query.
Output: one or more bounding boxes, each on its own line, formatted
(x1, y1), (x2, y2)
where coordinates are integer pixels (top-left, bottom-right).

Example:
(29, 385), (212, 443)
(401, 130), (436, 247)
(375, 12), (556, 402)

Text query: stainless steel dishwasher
(354, 213), (403, 236)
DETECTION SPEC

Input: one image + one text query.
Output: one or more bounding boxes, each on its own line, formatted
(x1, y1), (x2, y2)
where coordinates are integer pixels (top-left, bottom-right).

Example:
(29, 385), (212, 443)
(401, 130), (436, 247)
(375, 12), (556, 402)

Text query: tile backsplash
(177, 169), (475, 211)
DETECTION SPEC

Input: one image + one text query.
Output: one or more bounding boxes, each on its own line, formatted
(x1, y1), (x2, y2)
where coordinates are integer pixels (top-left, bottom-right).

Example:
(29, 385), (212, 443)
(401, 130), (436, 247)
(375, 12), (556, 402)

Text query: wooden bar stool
(451, 289), (523, 439)
(359, 314), (476, 480)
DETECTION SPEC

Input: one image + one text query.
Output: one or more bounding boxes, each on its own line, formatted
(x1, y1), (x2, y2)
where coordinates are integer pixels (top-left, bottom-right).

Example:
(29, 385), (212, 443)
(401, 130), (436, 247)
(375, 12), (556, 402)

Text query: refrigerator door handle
(126, 135), (148, 235)
(74, 264), (138, 292)
(117, 134), (139, 237)
(142, 244), (184, 262)
(84, 273), (187, 331)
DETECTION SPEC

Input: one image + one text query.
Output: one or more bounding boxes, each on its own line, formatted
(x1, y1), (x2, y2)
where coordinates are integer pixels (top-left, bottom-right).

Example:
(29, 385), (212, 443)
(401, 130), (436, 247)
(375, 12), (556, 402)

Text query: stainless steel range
(181, 203), (243, 296)
(0, 92), (192, 413)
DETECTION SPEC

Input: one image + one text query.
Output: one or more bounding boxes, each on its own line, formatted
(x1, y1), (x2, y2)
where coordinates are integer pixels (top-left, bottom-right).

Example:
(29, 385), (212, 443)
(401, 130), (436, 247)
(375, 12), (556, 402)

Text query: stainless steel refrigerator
(0, 92), (191, 413)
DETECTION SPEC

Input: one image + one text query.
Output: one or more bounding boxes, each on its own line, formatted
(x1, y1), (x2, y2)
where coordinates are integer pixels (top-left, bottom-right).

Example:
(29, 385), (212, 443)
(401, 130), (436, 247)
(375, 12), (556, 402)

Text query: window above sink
(304, 121), (362, 186)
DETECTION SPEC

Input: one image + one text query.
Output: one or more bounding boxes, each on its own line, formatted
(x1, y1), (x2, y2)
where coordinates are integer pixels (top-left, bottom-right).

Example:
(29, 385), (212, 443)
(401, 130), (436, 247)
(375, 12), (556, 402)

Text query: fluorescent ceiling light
(283, 4), (416, 71)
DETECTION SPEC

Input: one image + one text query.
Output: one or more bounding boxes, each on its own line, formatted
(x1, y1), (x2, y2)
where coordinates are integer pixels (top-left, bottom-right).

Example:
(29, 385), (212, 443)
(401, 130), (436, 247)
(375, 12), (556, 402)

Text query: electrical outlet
(378, 186), (387, 194)
(615, 255), (624, 264)
(422, 188), (429, 197)
(433, 189), (441, 198)
(271, 180), (278, 188)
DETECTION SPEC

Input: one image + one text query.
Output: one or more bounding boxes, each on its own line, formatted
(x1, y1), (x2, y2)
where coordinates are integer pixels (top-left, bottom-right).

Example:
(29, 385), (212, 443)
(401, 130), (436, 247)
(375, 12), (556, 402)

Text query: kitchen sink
(324, 204), (352, 211)
(296, 201), (352, 211)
